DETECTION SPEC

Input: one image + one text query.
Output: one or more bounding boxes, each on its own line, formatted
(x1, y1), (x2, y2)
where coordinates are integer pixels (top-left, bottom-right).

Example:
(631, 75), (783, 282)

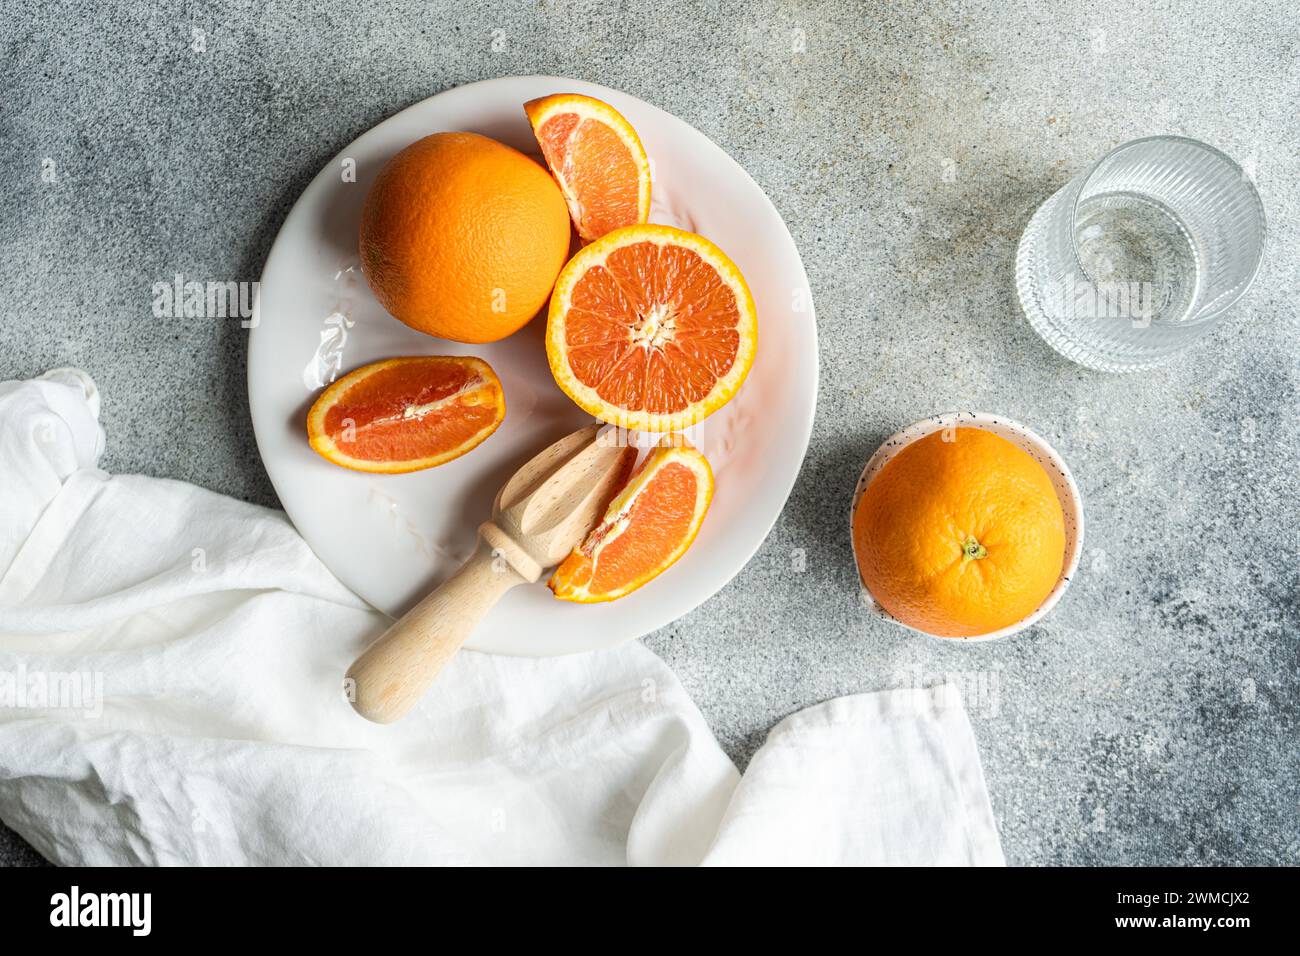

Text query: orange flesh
(554, 460), (698, 596)
(535, 113), (641, 239)
(564, 241), (741, 415)
(321, 360), (500, 462)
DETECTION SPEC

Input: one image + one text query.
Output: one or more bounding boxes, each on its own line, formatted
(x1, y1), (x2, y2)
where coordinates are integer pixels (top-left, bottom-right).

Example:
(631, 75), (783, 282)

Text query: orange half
(549, 437), (714, 603)
(524, 93), (652, 242)
(307, 356), (505, 473)
(546, 224), (758, 432)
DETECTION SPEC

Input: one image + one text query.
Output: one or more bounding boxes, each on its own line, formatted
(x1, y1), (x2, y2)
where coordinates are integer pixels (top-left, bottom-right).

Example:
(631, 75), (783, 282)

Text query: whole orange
(359, 132), (571, 344)
(852, 428), (1066, 638)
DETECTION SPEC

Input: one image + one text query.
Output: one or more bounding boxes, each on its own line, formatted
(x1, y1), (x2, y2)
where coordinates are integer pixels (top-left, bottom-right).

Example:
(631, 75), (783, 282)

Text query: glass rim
(1068, 134), (1268, 327)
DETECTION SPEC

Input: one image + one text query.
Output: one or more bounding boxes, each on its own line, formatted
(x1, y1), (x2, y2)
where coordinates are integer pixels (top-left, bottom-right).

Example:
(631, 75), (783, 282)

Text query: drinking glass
(1015, 135), (1266, 372)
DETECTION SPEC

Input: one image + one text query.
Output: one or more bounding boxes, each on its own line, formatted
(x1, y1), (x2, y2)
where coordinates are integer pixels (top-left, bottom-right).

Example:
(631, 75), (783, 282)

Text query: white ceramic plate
(849, 412), (1084, 642)
(248, 76), (818, 656)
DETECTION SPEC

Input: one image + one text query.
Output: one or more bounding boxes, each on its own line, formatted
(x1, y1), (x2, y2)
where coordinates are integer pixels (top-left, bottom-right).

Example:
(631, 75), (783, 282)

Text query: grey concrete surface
(2, 0), (1297, 866)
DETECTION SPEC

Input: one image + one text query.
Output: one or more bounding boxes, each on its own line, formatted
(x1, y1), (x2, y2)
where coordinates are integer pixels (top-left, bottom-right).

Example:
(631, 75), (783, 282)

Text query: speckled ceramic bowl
(850, 412), (1084, 642)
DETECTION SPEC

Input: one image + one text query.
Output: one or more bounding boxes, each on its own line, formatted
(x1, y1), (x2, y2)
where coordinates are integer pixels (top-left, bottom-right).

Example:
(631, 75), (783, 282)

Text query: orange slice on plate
(546, 224), (758, 432)
(307, 356), (505, 473)
(524, 93), (652, 242)
(549, 437), (714, 603)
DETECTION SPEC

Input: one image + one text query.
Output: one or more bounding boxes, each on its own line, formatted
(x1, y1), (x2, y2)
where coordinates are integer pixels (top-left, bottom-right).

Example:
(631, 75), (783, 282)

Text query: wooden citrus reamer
(346, 424), (635, 723)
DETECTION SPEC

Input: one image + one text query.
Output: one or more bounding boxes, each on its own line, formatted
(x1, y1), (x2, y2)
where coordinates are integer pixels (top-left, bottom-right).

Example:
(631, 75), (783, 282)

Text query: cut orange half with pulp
(307, 356), (505, 473)
(549, 437), (714, 603)
(546, 224), (758, 432)
(524, 93), (652, 242)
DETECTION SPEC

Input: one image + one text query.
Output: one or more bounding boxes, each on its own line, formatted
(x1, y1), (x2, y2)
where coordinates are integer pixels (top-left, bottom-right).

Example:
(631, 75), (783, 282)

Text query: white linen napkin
(0, 369), (1004, 866)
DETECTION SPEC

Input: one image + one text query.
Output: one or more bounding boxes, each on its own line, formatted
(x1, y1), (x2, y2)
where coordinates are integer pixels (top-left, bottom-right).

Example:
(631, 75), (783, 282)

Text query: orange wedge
(524, 93), (651, 242)
(549, 437), (714, 603)
(546, 224), (758, 432)
(307, 356), (505, 473)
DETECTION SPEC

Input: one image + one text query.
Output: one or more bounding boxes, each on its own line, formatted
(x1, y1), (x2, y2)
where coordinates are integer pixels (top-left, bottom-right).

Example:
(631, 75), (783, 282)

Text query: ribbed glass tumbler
(1015, 136), (1266, 372)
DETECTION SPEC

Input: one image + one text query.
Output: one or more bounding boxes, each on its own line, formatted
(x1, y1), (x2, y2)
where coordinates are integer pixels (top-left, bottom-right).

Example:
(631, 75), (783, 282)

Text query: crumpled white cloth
(0, 369), (1004, 866)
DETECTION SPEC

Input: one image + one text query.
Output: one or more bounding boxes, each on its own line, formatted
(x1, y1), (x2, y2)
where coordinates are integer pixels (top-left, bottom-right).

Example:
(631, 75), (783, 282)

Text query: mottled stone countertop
(2, 0), (1296, 865)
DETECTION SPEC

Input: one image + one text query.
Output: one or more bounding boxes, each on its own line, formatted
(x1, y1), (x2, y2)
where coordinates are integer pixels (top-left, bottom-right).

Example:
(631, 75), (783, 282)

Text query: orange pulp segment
(524, 93), (652, 242)
(549, 437), (714, 602)
(307, 356), (505, 473)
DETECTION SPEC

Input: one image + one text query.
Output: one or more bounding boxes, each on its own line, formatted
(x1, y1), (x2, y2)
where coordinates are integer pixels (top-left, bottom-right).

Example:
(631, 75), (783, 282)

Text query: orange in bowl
(358, 132), (571, 344)
(852, 424), (1070, 638)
